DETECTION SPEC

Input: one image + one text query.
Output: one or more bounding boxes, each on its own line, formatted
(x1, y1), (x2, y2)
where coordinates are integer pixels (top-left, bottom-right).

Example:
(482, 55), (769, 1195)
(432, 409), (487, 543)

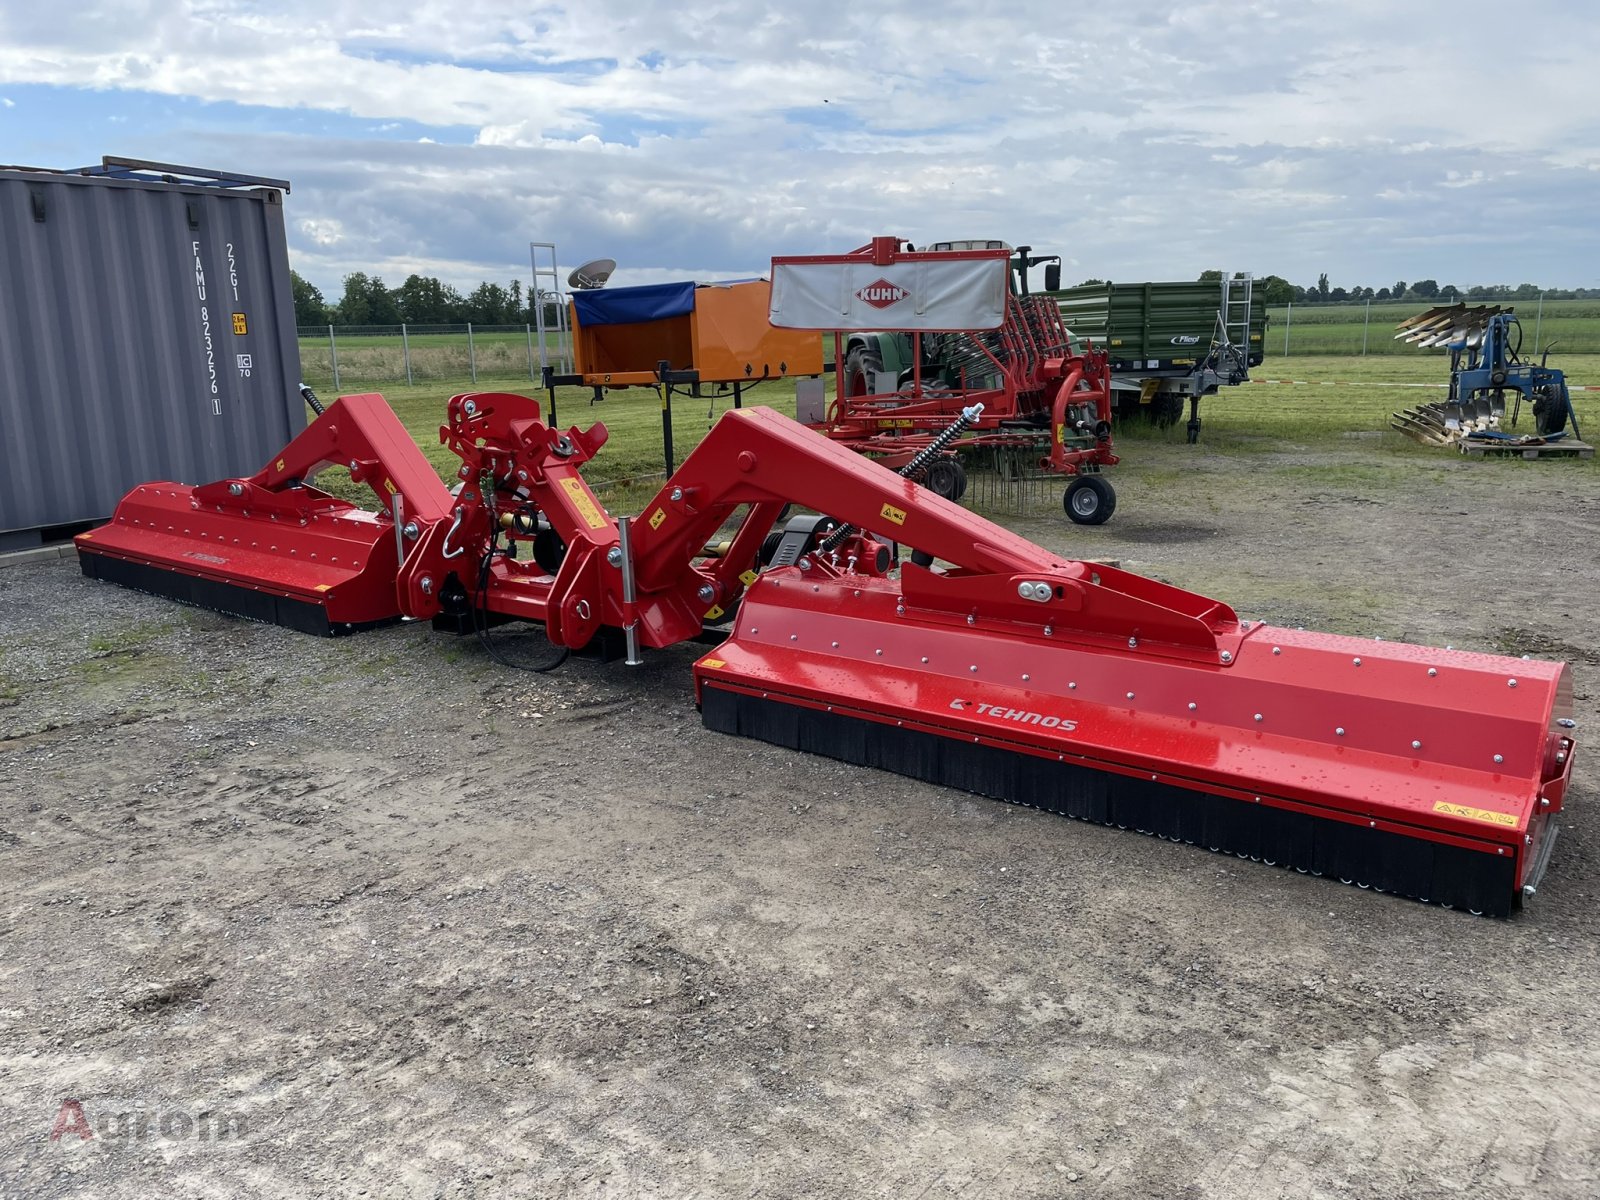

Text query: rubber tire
(1152, 393), (1184, 428)
(845, 345), (885, 398)
(1534, 387), (1569, 436)
(924, 456), (968, 502)
(1064, 475), (1116, 525)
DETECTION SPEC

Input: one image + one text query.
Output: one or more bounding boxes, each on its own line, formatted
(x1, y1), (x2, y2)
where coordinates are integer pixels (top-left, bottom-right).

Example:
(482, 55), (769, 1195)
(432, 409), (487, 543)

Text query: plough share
(76, 391), (1574, 916)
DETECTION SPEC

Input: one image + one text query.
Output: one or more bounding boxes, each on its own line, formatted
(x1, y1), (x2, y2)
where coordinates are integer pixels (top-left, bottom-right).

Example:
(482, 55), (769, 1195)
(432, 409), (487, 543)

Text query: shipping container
(0, 157), (303, 548)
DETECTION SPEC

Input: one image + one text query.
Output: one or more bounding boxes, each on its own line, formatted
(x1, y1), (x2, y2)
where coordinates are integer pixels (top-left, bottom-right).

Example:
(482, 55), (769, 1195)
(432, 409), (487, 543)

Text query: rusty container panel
(0, 163), (304, 545)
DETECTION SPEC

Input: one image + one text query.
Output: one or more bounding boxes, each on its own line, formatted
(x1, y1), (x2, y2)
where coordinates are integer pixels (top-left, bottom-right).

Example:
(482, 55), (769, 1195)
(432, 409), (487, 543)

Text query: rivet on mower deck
(1412, 740), (1423, 750)
(1254, 713), (1263, 722)
(1336, 727), (1346, 736)
(1428, 668), (1438, 677)
(1189, 702), (1197, 711)
(1495, 754), (1505, 764)
(1353, 657), (1362, 666)
(1508, 679), (1518, 688)
(1273, 647), (1281, 655)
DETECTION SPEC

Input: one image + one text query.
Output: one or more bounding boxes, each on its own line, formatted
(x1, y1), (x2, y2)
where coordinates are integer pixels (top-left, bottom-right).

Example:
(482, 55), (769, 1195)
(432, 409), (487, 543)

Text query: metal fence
(296, 324), (572, 389)
(1267, 297), (1600, 357)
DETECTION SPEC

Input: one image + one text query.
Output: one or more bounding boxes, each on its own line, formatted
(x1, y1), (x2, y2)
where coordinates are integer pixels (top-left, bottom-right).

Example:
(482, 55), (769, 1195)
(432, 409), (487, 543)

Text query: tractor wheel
(1533, 386), (1569, 436)
(845, 346), (886, 397)
(1064, 475), (1116, 525)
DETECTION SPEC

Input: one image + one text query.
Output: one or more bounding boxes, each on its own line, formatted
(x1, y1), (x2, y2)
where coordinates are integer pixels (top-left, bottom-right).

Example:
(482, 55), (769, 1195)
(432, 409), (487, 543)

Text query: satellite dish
(567, 258), (617, 289)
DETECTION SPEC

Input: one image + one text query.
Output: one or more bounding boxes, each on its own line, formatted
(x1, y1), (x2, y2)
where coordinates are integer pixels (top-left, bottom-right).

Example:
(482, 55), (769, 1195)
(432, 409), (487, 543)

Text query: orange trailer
(566, 279), (822, 387)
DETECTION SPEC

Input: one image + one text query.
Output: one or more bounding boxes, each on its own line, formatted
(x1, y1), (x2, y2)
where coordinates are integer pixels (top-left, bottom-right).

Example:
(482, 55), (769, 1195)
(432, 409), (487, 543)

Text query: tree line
(1192, 271), (1599, 307)
(292, 270), (555, 328)
(1070, 270), (1598, 306)
(297, 264), (1600, 328)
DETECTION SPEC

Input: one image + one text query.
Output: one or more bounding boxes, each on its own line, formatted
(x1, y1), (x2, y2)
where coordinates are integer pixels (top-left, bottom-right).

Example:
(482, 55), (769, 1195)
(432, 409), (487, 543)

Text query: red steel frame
(773, 238), (1118, 476)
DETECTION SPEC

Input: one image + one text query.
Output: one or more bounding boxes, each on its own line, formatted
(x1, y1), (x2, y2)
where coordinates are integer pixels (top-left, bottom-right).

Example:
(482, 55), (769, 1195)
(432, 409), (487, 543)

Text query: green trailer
(1054, 278), (1268, 442)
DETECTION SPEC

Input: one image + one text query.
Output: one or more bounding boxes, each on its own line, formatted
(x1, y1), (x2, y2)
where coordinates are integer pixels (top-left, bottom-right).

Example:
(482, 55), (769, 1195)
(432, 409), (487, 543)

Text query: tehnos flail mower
(76, 389), (1573, 916)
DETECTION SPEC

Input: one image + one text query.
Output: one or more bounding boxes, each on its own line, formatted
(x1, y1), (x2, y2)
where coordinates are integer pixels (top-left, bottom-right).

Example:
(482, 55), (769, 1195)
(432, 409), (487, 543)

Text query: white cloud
(1, 97), (13, 108)
(3, 0), (1596, 292)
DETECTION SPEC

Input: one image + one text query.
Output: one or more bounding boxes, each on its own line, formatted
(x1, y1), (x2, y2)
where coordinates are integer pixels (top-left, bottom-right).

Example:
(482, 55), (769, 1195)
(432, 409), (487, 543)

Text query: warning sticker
(739, 569), (759, 587)
(1433, 800), (1518, 827)
(701, 658), (726, 670)
(232, 312), (248, 335)
(559, 477), (608, 530)
(649, 507), (667, 530)
(880, 503), (907, 526)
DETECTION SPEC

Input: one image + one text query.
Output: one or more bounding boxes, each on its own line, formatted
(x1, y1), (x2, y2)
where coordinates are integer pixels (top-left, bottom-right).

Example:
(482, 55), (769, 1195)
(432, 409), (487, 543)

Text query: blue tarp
(572, 281), (697, 327)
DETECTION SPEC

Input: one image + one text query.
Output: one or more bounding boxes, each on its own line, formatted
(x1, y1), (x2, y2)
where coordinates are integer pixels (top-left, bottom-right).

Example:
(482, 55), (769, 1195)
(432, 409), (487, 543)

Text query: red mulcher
(76, 390), (1573, 916)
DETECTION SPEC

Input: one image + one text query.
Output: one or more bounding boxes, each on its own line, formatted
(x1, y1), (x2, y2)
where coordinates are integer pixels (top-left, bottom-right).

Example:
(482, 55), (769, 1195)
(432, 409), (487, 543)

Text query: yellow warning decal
(880, 503), (907, 526)
(701, 658), (726, 669)
(384, 478), (397, 495)
(876, 418), (913, 429)
(232, 313), (248, 335)
(649, 507), (667, 530)
(704, 605), (725, 620)
(276, 458), (286, 472)
(558, 477), (608, 530)
(1433, 800), (1518, 827)
(739, 569), (758, 587)
(314, 584), (332, 593)
(1056, 423), (1067, 444)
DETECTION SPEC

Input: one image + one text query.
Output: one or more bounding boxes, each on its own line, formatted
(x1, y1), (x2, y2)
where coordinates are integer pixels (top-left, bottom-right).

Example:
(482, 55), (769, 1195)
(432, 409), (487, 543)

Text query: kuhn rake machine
(770, 238), (1120, 524)
(76, 389), (1573, 915)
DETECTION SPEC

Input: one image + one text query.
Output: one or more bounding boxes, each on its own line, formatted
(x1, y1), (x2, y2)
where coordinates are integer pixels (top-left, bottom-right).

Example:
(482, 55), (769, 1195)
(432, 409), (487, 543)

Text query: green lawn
(310, 354), (1598, 510)
(1266, 299), (1600, 357)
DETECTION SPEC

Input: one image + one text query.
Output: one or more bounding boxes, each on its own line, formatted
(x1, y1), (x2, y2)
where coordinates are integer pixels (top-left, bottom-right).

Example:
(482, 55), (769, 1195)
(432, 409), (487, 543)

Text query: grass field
(298, 327), (564, 388)
(1266, 298), (1600, 357)
(311, 353), (1598, 512)
(297, 303), (1600, 391)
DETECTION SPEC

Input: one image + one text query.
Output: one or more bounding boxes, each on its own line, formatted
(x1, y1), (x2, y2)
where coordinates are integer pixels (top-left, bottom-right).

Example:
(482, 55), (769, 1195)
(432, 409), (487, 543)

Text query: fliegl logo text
(1169, 334), (1202, 346)
(950, 699), (1078, 731)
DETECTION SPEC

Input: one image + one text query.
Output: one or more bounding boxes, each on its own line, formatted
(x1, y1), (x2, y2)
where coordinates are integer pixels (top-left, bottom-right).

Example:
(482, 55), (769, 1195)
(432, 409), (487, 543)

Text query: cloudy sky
(4, 1), (1598, 298)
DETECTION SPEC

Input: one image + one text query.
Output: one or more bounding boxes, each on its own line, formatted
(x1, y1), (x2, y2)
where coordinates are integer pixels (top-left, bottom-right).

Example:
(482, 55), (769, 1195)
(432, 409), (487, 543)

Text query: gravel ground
(2, 433), (1598, 1198)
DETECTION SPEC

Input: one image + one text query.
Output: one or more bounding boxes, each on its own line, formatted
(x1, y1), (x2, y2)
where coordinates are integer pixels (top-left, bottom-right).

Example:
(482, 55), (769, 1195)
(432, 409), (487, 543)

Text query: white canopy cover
(769, 250), (1009, 332)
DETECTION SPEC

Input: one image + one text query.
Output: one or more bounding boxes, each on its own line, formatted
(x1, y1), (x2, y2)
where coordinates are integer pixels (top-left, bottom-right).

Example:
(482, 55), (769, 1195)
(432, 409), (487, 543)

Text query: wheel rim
(1070, 487), (1099, 518)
